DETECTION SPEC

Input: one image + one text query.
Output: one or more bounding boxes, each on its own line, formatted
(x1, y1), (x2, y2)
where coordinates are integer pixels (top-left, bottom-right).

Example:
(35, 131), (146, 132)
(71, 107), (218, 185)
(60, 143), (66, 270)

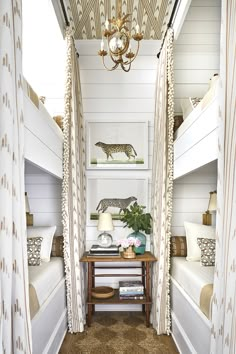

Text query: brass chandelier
(98, 2), (143, 72)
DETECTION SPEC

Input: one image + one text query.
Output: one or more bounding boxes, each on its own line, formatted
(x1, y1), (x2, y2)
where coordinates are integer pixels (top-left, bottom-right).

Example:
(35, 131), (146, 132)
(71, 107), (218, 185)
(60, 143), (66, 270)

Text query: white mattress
(171, 257), (214, 307)
(29, 257), (64, 307)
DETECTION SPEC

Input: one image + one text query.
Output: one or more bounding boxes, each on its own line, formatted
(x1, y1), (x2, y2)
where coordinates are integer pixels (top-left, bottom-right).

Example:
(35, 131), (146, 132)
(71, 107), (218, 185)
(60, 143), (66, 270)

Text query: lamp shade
(97, 213), (114, 232)
(25, 192), (30, 213)
(208, 191), (217, 211)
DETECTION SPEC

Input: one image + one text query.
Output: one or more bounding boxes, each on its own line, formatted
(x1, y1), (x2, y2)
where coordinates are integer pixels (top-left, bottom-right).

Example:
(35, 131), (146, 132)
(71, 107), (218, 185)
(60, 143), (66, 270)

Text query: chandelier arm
(127, 40), (141, 65)
(109, 52), (121, 65)
(101, 56), (119, 71)
(121, 62), (131, 72)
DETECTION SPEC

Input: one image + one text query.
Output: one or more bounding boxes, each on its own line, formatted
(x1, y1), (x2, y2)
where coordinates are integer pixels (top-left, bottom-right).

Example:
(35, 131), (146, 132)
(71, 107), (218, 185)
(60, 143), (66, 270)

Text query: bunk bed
(23, 79), (63, 179)
(171, 78), (219, 353)
(173, 76), (219, 179)
(171, 246), (214, 354)
(23, 79), (66, 353)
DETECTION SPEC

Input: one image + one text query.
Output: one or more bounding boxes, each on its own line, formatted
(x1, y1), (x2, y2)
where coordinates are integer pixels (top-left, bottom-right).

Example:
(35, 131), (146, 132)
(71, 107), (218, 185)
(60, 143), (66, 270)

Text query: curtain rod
(157, 0), (179, 59)
(60, 0), (80, 58)
(60, 0), (69, 27)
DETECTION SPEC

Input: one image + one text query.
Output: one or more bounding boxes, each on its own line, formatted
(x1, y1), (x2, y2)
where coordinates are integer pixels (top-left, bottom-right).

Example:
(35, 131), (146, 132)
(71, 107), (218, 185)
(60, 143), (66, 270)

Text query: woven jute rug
(59, 312), (178, 354)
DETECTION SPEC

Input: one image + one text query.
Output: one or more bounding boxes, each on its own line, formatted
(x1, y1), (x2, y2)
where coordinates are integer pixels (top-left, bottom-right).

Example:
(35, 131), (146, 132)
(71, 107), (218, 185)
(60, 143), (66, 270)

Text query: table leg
(145, 261), (150, 327)
(142, 262), (145, 313)
(87, 262), (92, 326)
(92, 262), (95, 314)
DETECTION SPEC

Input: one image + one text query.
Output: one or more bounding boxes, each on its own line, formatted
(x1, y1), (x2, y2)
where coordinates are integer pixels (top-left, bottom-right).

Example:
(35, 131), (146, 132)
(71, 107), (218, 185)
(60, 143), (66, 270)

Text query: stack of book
(119, 280), (144, 300)
(88, 244), (120, 257)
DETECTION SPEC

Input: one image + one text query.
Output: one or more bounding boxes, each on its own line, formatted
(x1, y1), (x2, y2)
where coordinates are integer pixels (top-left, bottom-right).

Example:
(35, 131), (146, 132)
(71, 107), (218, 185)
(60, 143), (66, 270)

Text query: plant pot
(123, 246), (136, 259)
(128, 231), (146, 255)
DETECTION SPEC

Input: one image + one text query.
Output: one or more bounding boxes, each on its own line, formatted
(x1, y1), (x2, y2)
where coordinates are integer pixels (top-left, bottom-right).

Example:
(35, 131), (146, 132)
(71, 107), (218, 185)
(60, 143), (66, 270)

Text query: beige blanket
(200, 283), (213, 319)
(29, 284), (40, 319)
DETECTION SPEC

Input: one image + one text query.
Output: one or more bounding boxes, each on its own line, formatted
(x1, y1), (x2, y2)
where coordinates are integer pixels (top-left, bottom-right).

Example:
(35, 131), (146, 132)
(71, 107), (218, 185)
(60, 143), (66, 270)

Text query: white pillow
(184, 222), (215, 262)
(27, 226), (56, 262)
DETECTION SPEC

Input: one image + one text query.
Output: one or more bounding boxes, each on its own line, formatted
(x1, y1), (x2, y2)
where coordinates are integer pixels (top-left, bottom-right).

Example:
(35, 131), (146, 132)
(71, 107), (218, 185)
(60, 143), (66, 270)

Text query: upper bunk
(23, 79), (63, 179)
(173, 76), (219, 180)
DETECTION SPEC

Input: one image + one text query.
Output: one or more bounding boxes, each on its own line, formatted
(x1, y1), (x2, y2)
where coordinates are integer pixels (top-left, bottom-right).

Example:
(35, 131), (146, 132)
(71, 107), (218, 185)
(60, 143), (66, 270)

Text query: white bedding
(171, 257), (214, 308)
(29, 257), (64, 307)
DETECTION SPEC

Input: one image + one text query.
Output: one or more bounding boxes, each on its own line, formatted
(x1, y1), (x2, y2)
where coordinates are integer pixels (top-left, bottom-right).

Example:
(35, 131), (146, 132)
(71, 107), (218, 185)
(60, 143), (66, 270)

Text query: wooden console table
(80, 251), (157, 327)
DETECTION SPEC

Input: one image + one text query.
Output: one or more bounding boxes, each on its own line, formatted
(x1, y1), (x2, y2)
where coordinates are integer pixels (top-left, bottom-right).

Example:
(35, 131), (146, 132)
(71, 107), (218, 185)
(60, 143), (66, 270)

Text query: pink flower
(116, 237), (141, 249)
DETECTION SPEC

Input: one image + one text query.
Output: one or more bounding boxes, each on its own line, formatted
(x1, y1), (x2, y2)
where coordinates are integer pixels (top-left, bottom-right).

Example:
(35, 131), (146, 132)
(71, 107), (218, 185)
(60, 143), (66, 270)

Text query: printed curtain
(62, 29), (86, 333)
(151, 28), (174, 335)
(210, 1), (236, 353)
(0, 1), (32, 352)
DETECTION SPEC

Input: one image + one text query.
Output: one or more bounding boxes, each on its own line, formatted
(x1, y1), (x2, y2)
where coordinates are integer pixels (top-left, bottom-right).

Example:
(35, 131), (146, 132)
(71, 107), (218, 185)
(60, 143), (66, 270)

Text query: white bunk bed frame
(23, 81), (66, 353)
(171, 277), (211, 354)
(31, 279), (67, 354)
(23, 83), (63, 179)
(172, 98), (218, 353)
(174, 95), (218, 180)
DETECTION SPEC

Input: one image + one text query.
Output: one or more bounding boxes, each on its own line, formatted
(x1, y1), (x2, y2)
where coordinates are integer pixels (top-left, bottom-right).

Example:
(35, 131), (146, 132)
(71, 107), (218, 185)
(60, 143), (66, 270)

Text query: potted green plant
(120, 202), (152, 254)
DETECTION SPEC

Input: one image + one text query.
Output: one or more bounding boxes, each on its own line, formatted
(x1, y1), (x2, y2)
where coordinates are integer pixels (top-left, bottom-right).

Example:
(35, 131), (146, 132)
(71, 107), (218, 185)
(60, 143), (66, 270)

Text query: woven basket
(91, 286), (114, 299)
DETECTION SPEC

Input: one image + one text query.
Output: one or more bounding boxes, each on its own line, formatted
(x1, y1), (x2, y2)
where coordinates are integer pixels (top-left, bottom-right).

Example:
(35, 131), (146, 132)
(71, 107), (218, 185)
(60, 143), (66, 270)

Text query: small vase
(123, 246), (136, 259)
(128, 231), (146, 255)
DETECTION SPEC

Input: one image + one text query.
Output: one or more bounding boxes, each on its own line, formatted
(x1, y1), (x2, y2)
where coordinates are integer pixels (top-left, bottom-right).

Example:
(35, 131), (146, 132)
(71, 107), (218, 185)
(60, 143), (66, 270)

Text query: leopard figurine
(96, 196), (137, 213)
(95, 142), (137, 160)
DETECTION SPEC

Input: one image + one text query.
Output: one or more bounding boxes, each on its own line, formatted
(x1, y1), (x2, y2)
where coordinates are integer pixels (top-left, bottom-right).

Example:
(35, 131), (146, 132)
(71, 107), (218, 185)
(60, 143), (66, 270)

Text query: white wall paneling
(82, 98), (155, 113)
(81, 84), (155, 99)
(78, 39), (157, 253)
(80, 70), (156, 85)
(171, 161), (217, 236)
(174, 0), (221, 115)
(25, 161), (62, 236)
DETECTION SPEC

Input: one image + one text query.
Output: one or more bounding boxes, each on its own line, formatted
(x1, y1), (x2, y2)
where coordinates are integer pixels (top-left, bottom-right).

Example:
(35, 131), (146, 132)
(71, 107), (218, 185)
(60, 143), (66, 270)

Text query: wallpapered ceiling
(63, 0), (175, 39)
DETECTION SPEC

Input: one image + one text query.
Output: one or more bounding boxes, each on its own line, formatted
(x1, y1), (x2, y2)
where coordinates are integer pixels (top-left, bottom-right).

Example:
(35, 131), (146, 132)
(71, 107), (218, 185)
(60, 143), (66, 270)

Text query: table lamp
(202, 191), (217, 225)
(97, 213), (114, 247)
(25, 192), (33, 226)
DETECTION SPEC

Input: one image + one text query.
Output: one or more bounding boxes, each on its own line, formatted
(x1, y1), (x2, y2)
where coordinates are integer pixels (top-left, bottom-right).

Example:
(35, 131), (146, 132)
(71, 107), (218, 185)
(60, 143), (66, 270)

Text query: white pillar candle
(135, 24), (140, 33)
(101, 39), (104, 50)
(105, 19), (109, 30)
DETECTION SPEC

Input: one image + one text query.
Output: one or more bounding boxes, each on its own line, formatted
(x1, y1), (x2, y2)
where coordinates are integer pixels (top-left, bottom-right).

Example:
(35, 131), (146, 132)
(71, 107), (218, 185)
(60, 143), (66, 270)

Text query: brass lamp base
(26, 213), (33, 226)
(202, 211), (212, 226)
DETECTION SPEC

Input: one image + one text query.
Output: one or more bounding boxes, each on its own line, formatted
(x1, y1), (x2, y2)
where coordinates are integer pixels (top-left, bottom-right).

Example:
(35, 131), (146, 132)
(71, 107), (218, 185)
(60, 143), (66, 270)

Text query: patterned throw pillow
(197, 238), (216, 266)
(170, 236), (187, 257)
(27, 237), (43, 266)
(51, 236), (64, 257)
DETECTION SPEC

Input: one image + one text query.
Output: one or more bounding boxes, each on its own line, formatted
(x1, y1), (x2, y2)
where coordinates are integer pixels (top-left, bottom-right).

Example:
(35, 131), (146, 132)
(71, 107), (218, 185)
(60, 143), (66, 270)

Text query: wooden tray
(91, 286), (115, 299)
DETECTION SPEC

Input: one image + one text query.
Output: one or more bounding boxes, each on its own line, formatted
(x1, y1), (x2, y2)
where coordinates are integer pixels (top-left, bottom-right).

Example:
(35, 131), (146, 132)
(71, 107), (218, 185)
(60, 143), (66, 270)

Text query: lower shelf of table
(87, 289), (151, 304)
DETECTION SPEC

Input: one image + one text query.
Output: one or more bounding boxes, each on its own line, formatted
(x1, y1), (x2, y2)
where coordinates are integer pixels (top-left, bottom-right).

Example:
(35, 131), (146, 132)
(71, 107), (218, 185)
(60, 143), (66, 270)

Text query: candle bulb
(101, 39), (104, 51)
(135, 24), (140, 33)
(105, 19), (109, 30)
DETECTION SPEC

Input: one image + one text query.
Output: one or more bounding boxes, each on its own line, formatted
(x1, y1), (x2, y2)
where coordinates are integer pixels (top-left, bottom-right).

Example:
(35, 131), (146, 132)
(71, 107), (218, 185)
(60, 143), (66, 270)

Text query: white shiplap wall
(25, 161), (62, 236)
(172, 161), (217, 236)
(174, 0), (221, 115)
(76, 39), (160, 251)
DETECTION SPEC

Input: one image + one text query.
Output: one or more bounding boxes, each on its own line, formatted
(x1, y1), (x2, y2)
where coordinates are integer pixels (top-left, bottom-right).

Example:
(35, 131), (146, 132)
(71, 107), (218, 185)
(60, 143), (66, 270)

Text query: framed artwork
(86, 120), (148, 169)
(87, 177), (149, 226)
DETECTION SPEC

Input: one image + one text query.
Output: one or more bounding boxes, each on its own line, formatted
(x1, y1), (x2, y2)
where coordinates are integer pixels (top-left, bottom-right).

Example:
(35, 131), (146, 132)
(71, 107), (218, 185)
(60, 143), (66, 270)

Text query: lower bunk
(170, 257), (214, 354)
(29, 257), (67, 354)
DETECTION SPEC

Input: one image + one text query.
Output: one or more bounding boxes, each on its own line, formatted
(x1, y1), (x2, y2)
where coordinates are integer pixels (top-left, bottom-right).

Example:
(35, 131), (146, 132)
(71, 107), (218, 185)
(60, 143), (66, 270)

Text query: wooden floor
(59, 312), (179, 354)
